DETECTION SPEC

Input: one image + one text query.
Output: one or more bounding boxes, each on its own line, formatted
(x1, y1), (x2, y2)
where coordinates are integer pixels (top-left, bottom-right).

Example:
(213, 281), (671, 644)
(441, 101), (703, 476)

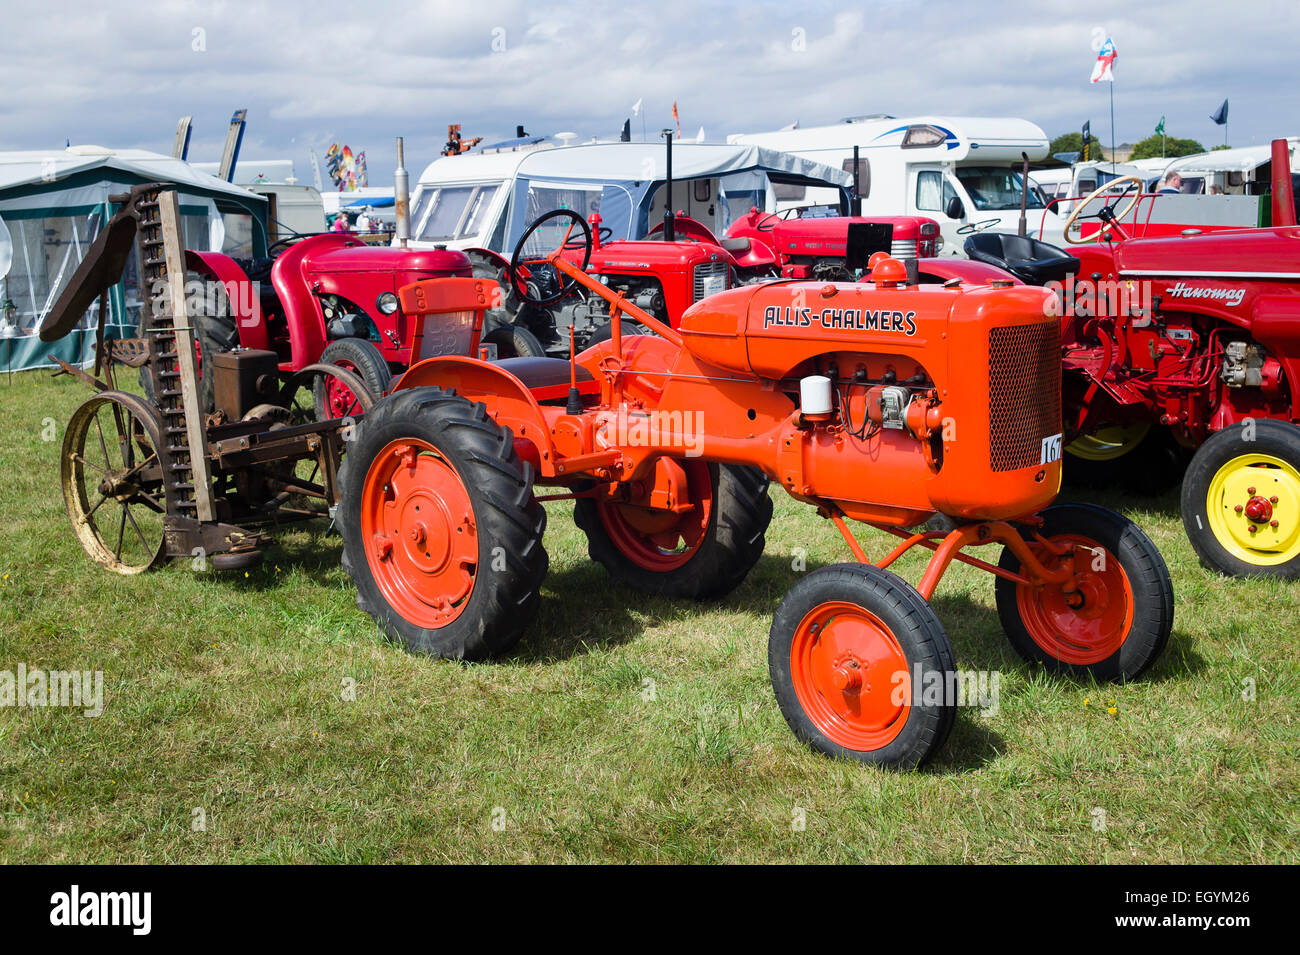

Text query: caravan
(728, 116), (1066, 254)
(405, 140), (852, 255)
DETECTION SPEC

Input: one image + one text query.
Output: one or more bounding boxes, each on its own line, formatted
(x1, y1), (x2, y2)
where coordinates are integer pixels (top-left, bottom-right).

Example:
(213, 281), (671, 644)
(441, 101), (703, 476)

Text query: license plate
(701, 274), (726, 298)
(1040, 433), (1063, 465)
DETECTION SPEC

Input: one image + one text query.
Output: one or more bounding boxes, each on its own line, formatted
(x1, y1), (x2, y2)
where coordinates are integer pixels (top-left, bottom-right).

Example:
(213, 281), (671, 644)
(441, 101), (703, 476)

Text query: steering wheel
(1063, 175), (1144, 245)
(754, 209), (796, 232)
(596, 226), (613, 244)
(508, 209), (592, 307)
(956, 218), (1001, 235)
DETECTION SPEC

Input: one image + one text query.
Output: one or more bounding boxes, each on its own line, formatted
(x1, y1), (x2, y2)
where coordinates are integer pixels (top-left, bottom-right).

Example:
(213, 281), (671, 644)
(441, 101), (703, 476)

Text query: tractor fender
(390, 355), (556, 474)
(914, 258), (1024, 286)
(185, 250), (268, 350)
(464, 247), (511, 271)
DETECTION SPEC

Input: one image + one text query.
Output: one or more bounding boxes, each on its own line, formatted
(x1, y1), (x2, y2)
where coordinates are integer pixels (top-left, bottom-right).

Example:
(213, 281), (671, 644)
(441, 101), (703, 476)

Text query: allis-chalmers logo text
(762, 305), (918, 335)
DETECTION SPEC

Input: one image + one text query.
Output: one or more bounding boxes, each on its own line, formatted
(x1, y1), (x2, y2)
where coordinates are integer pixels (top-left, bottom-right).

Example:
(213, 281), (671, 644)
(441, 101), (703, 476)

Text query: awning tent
(505, 143), (853, 247)
(0, 147), (267, 373)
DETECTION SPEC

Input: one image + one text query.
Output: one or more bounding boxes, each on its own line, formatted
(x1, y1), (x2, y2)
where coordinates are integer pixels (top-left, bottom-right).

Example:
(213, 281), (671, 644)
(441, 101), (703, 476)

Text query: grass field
(0, 370), (1296, 863)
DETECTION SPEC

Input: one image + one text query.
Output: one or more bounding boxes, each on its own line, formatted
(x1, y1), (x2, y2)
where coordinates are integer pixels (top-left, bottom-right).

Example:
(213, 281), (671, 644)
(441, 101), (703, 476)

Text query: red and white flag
(1090, 36), (1116, 83)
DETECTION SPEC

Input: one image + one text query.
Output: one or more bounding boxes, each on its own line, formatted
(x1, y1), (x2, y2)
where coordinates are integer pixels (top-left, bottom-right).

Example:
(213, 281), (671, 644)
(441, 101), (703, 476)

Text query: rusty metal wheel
(279, 362), (376, 425)
(61, 391), (170, 574)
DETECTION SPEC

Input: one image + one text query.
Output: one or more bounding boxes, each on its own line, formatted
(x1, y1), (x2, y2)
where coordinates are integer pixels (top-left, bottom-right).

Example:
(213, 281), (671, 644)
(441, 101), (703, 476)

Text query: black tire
(317, 338), (392, 406)
(585, 319), (653, 348)
(1180, 419), (1300, 579)
(138, 290), (238, 413)
(466, 250), (518, 330)
(1064, 423), (1189, 493)
(768, 564), (957, 770)
(574, 462), (771, 599)
(482, 324), (547, 359)
(338, 387), (548, 660)
(995, 503), (1173, 681)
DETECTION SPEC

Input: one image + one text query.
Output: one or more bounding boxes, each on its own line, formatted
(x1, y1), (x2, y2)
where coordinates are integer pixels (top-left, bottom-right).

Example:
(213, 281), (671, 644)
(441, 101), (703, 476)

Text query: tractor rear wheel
(338, 387), (548, 659)
(482, 324), (547, 359)
(316, 338), (392, 419)
(138, 293), (239, 413)
(995, 503), (1173, 681)
(574, 462), (771, 599)
(768, 564), (957, 769)
(1181, 419), (1300, 579)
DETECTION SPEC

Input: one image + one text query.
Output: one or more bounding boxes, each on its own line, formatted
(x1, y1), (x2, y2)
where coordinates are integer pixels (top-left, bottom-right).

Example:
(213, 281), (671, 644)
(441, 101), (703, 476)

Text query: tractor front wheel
(338, 388), (548, 659)
(769, 565), (957, 769)
(316, 338), (392, 420)
(1181, 419), (1300, 579)
(574, 462), (771, 599)
(995, 503), (1173, 681)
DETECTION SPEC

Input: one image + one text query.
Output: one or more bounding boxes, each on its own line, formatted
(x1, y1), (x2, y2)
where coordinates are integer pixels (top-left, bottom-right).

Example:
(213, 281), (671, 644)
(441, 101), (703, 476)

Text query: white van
(727, 115), (1065, 254)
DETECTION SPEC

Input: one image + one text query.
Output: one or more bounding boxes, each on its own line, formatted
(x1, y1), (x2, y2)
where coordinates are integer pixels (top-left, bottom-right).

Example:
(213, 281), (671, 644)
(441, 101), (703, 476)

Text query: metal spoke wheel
(61, 391), (170, 574)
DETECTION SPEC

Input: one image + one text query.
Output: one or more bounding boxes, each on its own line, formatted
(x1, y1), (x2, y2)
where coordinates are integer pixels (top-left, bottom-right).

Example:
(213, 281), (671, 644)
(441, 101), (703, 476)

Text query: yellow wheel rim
(1205, 453), (1300, 566)
(1067, 422), (1152, 462)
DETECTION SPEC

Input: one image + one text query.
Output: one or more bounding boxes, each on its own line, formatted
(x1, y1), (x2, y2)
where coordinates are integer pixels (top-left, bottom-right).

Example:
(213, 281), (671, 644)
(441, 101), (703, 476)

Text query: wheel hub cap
(1206, 453), (1300, 565)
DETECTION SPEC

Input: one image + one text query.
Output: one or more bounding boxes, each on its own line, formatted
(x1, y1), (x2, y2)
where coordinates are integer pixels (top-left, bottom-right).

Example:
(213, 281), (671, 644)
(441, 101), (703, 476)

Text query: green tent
(0, 146), (267, 373)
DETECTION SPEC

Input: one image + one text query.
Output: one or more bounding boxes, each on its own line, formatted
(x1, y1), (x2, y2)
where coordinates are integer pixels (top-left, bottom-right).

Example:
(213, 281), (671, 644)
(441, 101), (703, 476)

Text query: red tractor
(480, 206), (945, 357)
(964, 140), (1300, 578)
(334, 210), (1174, 770)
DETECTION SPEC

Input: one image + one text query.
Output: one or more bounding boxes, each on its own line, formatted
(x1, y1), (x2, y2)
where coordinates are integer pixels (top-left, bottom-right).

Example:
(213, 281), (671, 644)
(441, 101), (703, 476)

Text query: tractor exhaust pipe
(394, 136), (411, 247)
(1017, 152), (1030, 237)
(1271, 138), (1296, 227)
(851, 145), (862, 216)
(661, 129), (675, 242)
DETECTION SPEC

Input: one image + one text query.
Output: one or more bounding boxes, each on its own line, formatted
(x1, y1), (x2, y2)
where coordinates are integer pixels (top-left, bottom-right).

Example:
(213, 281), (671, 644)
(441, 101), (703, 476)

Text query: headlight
(376, 292), (399, 315)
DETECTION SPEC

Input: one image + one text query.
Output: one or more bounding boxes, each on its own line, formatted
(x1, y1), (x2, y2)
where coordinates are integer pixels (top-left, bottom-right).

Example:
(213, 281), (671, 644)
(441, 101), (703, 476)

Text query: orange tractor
(336, 210), (1174, 769)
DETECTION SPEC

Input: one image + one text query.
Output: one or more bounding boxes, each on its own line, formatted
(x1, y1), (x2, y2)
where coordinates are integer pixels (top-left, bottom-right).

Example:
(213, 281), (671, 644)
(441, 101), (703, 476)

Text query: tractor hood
(1115, 225), (1300, 279)
(303, 243), (471, 276)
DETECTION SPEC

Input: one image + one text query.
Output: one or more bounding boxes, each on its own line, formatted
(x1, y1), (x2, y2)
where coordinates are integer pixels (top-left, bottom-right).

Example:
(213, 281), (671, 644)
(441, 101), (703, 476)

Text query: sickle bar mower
(336, 210), (1174, 769)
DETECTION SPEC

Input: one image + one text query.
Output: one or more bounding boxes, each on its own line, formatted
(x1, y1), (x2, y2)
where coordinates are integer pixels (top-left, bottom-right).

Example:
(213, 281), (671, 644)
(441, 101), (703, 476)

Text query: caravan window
(915, 170), (955, 212)
(418, 186), (475, 241)
(525, 184), (603, 222)
(411, 183), (503, 241)
(954, 167), (1044, 210)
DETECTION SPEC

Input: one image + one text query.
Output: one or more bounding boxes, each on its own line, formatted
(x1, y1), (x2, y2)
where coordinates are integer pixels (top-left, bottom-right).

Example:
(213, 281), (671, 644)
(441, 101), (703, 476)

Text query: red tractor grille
(988, 322), (1062, 472)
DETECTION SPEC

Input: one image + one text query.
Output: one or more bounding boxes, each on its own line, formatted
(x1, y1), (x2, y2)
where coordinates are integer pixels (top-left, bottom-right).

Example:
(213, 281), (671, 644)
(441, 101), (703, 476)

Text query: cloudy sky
(3, 0), (1295, 184)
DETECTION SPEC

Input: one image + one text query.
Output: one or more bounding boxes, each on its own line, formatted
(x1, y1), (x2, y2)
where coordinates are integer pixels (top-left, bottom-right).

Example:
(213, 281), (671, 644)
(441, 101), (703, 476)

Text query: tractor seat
(963, 232), (1078, 286)
(496, 356), (598, 402)
(719, 237), (751, 254)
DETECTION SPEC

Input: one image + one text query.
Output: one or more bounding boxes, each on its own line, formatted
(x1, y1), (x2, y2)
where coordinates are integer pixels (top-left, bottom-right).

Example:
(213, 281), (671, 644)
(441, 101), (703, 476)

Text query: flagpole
(1109, 82), (1116, 175)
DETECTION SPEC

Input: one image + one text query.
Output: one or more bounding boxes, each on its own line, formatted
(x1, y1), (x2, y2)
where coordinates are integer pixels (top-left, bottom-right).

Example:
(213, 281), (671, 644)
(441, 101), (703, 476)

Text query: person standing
(1157, 171), (1183, 195)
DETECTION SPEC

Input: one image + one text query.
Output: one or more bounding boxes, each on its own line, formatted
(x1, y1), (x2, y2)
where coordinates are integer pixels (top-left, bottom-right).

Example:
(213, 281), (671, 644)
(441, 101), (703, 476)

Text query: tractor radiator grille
(988, 321), (1062, 472)
(890, 238), (917, 259)
(693, 261), (729, 302)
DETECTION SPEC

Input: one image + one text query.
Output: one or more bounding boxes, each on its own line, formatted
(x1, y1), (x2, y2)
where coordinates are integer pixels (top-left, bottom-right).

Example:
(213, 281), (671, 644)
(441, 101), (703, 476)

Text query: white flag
(696, 126), (705, 143)
(631, 98), (643, 116)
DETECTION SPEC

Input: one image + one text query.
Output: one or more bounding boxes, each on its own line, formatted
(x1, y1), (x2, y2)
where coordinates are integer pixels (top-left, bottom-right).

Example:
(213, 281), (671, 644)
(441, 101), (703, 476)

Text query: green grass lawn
(0, 370), (1296, 863)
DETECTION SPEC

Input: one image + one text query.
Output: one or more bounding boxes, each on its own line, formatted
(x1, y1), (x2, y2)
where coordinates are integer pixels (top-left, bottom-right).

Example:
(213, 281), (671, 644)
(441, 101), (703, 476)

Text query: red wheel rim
(360, 438), (478, 628)
(597, 460), (713, 571)
(327, 359), (363, 418)
(789, 600), (910, 751)
(1016, 534), (1133, 665)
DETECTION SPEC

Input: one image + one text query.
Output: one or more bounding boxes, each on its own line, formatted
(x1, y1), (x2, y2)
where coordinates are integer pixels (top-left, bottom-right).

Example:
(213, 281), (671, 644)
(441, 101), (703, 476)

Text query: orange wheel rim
(360, 438), (478, 628)
(1016, 535), (1133, 665)
(597, 460), (713, 571)
(789, 600), (910, 751)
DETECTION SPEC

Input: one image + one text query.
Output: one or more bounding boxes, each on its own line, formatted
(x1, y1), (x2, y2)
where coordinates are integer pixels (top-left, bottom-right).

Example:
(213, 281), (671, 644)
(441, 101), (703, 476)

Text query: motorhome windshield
(955, 166), (1045, 210)
(412, 182), (503, 241)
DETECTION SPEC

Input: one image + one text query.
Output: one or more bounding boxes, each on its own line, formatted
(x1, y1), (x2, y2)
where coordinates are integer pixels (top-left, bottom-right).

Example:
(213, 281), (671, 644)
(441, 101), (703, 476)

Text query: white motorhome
(728, 115), (1065, 254)
(406, 141), (851, 254)
(1161, 139), (1300, 195)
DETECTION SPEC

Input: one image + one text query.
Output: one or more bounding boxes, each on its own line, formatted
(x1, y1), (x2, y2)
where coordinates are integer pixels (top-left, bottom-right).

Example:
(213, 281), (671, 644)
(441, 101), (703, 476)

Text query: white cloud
(1, 0), (1294, 185)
